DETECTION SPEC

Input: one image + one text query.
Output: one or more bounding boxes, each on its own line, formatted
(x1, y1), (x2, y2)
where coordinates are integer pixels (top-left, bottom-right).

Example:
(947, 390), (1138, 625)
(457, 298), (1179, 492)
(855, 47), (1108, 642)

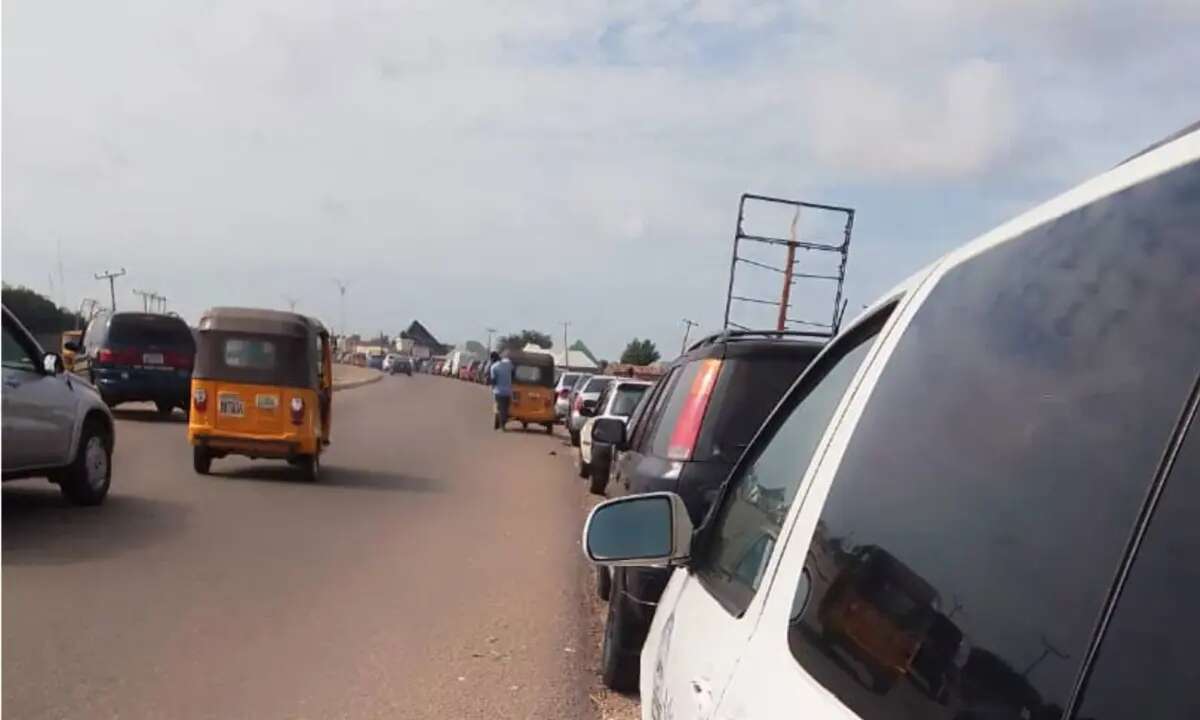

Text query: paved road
(3, 375), (597, 719)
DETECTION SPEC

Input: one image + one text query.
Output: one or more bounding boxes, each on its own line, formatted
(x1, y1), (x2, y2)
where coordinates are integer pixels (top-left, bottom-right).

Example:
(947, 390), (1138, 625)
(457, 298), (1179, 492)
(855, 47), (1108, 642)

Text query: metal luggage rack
(685, 328), (830, 353)
(722, 193), (855, 338)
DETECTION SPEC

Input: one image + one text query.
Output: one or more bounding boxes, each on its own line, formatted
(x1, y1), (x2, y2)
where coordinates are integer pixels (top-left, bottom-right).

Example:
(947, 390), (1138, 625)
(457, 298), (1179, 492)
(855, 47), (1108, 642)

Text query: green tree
(619, 338), (660, 365)
(1, 284), (83, 334)
(497, 329), (552, 352)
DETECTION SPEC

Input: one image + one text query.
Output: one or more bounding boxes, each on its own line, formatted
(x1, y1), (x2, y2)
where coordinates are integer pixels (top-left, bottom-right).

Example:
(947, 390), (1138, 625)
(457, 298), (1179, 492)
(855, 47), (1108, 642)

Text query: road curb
(333, 371), (384, 392)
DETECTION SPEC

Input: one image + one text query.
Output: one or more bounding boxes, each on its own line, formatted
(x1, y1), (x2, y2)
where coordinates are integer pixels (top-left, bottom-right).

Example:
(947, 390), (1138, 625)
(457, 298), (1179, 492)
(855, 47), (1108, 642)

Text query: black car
(72, 312), (196, 416)
(591, 330), (823, 690)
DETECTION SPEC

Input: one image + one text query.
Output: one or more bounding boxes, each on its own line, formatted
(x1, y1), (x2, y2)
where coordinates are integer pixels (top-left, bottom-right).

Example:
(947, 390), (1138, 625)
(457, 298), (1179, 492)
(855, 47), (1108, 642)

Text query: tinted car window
(694, 350), (820, 462)
(634, 368), (680, 452)
(583, 377), (612, 394)
(788, 161), (1200, 719)
(560, 373), (580, 388)
(224, 338), (278, 370)
(109, 315), (194, 349)
(1074, 411), (1200, 719)
(2, 322), (38, 372)
(611, 384), (649, 417)
(695, 319), (885, 616)
(649, 360), (708, 458)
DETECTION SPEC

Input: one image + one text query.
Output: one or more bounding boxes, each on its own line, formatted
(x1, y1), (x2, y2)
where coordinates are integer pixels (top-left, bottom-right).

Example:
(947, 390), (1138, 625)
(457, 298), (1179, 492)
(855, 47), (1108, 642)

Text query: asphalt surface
(3, 375), (598, 719)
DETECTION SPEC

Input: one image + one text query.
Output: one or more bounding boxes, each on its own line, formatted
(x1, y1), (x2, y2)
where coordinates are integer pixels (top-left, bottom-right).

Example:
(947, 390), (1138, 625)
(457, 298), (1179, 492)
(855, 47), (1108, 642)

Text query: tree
(497, 329), (552, 352)
(620, 338), (660, 365)
(1, 284), (83, 335)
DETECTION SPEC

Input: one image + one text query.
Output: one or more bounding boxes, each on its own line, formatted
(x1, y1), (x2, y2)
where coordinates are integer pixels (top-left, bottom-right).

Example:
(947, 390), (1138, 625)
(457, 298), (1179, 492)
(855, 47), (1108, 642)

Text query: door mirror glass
(592, 417), (627, 446)
(583, 492), (693, 566)
(43, 352), (64, 375)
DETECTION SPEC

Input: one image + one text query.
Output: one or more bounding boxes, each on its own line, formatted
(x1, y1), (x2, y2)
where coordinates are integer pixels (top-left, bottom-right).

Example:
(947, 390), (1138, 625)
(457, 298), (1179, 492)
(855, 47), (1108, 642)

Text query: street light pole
(485, 327), (497, 352)
(561, 321), (571, 371)
(681, 318), (699, 354)
(94, 268), (127, 311)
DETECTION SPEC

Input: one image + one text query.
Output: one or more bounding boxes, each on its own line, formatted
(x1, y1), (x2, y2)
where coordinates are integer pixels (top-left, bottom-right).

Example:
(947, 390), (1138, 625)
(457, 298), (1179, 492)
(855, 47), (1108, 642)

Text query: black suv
(73, 312), (196, 416)
(591, 330), (823, 689)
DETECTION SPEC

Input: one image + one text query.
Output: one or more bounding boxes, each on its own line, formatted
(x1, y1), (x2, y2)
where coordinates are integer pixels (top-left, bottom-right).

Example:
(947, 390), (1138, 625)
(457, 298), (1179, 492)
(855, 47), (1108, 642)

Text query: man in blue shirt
(488, 351), (514, 431)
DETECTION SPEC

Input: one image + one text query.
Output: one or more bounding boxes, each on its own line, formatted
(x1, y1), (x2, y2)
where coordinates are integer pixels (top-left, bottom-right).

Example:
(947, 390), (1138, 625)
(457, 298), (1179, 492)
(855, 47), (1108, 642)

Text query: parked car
(366, 352), (385, 370)
(382, 353), (400, 373)
(583, 129), (1200, 717)
(391, 356), (413, 375)
(2, 305), (116, 505)
(568, 375), (615, 446)
(588, 329), (823, 688)
(72, 311), (196, 416)
(554, 372), (588, 420)
(578, 378), (652, 494)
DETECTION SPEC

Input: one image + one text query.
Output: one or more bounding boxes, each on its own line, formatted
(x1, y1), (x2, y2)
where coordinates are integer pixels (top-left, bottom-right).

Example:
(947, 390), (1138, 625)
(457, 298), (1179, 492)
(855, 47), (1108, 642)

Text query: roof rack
(723, 193), (854, 337)
(686, 328), (829, 353)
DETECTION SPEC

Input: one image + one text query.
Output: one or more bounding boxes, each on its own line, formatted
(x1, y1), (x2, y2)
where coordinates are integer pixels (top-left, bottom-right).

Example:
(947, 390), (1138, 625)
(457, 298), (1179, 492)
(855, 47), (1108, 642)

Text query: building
(398, 320), (450, 360)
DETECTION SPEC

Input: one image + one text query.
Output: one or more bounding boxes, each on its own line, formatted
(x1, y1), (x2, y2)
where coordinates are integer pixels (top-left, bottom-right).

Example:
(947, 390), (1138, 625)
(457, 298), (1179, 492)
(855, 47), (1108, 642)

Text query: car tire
(589, 461), (608, 495)
(192, 446), (212, 475)
(596, 566), (612, 602)
(577, 454), (590, 479)
(59, 419), (112, 506)
(298, 452), (320, 482)
(600, 570), (640, 692)
(570, 429), (580, 447)
(544, 424), (553, 435)
(155, 400), (174, 418)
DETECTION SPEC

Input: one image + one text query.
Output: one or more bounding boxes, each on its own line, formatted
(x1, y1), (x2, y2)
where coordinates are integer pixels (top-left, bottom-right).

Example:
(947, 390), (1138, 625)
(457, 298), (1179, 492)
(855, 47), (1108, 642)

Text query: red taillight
(666, 359), (722, 461)
(290, 397), (305, 425)
(166, 351), (194, 370)
(96, 347), (139, 365)
(193, 388), (207, 412)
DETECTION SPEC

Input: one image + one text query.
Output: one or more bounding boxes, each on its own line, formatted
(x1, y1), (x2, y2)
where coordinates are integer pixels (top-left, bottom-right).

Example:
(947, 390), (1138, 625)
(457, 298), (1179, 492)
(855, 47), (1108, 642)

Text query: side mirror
(583, 492), (693, 566)
(64, 340), (82, 353)
(43, 352), (64, 375)
(580, 399), (598, 417)
(592, 417), (627, 447)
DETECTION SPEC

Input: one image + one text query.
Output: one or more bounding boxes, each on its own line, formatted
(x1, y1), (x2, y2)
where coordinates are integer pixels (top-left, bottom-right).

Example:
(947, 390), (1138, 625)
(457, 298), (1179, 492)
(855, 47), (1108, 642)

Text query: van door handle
(691, 678), (715, 715)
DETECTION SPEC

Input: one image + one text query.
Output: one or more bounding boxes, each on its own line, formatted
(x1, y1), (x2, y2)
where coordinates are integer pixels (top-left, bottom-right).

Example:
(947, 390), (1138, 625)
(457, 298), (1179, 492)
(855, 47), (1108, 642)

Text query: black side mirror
(592, 417), (627, 448)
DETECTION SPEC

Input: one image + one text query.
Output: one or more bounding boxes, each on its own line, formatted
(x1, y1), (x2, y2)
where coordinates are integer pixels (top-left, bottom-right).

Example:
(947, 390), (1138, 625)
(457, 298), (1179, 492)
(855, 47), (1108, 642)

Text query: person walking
(488, 351), (514, 430)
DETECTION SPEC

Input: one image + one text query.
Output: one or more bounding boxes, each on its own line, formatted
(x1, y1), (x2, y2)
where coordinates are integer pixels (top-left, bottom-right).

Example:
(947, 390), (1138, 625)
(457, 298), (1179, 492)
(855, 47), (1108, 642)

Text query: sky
(3, 0), (1198, 360)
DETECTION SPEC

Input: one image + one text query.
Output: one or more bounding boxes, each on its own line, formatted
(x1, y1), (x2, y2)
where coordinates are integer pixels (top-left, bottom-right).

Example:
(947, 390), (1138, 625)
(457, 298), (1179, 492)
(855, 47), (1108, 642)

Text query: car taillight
(96, 347), (139, 365)
(666, 359), (722, 461)
(290, 397), (305, 425)
(193, 388), (208, 412)
(166, 351), (194, 369)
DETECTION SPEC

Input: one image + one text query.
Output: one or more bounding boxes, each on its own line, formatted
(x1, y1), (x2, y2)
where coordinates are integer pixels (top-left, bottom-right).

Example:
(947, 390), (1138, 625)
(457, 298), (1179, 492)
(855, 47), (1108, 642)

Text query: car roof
(198, 306), (327, 338)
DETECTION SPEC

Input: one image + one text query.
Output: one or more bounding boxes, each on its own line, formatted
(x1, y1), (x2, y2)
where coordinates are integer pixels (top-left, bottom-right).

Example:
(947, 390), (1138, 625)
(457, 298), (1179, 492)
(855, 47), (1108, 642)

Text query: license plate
(218, 393), (244, 417)
(255, 394), (278, 410)
(142, 353), (164, 365)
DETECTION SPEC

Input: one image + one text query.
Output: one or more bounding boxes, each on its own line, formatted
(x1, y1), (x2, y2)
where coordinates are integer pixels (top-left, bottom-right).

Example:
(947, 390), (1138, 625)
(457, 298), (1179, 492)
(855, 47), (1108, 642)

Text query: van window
(109, 315), (194, 349)
(1074, 412), (1200, 719)
(786, 161), (1200, 719)
(694, 317), (886, 616)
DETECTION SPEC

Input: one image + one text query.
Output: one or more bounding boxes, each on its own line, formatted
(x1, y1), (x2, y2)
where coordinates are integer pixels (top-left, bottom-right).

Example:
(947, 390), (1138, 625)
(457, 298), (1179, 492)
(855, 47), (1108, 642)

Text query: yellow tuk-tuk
(504, 350), (556, 433)
(61, 329), (83, 369)
(188, 307), (332, 480)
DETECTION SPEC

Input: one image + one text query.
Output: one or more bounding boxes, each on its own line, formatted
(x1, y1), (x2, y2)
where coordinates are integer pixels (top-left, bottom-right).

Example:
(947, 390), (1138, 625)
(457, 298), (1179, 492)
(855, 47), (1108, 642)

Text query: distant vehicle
(582, 129), (1200, 716)
(389, 356), (412, 376)
(501, 351), (557, 433)
(578, 379), (652, 494)
(72, 311), (196, 416)
(568, 375), (616, 446)
(590, 330), (823, 689)
(2, 304), (116, 505)
(366, 352), (385, 370)
(554, 372), (588, 420)
(188, 307), (333, 481)
(382, 353), (402, 373)
(459, 359), (479, 381)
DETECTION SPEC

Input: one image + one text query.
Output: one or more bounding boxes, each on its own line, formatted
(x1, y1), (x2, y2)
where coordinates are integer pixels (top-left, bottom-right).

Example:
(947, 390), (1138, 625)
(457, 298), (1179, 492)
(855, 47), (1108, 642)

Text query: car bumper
(92, 367), (191, 404)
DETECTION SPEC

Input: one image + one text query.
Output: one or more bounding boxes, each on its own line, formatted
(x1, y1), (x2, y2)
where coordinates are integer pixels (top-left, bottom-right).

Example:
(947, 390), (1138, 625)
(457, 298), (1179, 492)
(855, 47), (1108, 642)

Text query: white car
(578, 379), (652, 494)
(568, 375), (616, 446)
(583, 128), (1200, 718)
(2, 305), (116, 505)
(554, 371), (588, 420)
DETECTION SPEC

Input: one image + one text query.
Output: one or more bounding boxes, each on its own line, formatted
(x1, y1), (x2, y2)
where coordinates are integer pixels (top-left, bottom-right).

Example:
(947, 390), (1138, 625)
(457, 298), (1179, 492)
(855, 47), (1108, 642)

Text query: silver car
(2, 305), (116, 505)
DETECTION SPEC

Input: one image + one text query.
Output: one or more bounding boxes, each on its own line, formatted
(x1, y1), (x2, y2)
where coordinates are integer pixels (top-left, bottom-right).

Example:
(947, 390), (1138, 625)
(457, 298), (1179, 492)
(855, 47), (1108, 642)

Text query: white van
(584, 127), (1200, 719)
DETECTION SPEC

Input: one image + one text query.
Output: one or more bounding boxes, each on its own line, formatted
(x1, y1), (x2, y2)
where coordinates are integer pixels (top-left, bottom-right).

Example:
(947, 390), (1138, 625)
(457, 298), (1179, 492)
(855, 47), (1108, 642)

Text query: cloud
(3, 1), (1197, 357)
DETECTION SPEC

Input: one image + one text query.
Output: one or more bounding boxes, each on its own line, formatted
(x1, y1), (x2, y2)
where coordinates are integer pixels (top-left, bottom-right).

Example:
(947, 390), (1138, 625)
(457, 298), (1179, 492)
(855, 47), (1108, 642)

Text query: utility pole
(485, 327), (497, 352)
(777, 207), (801, 331)
(95, 268), (127, 311)
(680, 318), (699, 354)
(282, 295), (298, 312)
(561, 321), (571, 371)
(133, 289), (154, 311)
(332, 278), (350, 337)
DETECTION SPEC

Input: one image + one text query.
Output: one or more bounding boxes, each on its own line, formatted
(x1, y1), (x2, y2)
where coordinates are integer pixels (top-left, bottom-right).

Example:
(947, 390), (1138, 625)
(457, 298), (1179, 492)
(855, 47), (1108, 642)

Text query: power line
(94, 268), (127, 311)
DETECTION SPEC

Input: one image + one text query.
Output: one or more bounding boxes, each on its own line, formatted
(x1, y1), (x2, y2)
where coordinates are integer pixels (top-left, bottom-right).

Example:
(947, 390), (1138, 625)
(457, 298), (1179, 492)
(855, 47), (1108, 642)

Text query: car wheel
(544, 423), (553, 434)
(521, 422), (528, 430)
(59, 419), (112, 506)
(600, 570), (640, 692)
(588, 461), (609, 495)
(155, 400), (174, 418)
(298, 452), (320, 482)
(596, 566), (612, 602)
(192, 446), (212, 475)
(577, 454), (590, 479)
(570, 429), (580, 447)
